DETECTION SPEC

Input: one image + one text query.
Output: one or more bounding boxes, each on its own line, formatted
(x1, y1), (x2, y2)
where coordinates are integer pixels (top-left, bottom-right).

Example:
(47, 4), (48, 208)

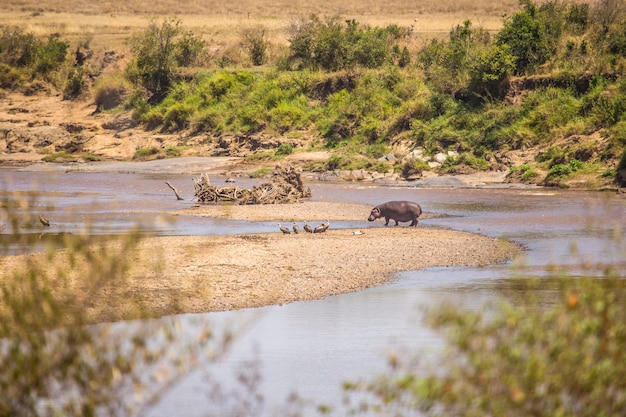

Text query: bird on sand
(292, 222), (300, 234)
(279, 223), (291, 234)
(39, 215), (50, 227)
(313, 220), (329, 233)
(303, 221), (313, 233)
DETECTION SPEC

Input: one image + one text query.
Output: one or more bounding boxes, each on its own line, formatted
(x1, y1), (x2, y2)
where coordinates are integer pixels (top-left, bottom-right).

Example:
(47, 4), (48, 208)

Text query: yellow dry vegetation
(3, 0), (524, 52)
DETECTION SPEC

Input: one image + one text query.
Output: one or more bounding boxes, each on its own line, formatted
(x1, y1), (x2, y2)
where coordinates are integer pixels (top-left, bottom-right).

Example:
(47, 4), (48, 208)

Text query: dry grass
(3, 0), (526, 53)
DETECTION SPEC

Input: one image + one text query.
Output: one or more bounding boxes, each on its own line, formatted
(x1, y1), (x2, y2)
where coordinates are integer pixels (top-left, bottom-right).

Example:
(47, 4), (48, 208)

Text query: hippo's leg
(410, 219), (418, 226)
(384, 217), (390, 226)
(394, 219), (399, 226)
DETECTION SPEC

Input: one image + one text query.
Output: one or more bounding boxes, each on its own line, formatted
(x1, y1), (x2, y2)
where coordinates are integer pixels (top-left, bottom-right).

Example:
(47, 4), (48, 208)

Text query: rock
(378, 153), (396, 162)
(434, 152), (448, 163)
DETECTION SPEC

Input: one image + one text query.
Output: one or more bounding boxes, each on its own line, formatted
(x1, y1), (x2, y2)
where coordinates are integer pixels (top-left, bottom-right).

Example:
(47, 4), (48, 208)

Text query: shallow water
(2, 160), (625, 415)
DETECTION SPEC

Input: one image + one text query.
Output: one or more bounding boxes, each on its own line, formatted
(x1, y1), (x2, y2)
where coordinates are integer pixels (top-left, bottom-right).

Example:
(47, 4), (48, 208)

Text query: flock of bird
(279, 220), (329, 235)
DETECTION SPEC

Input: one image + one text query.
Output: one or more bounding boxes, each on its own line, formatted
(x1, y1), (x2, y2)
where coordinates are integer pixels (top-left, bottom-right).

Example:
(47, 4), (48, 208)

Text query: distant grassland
(4, 0), (525, 51)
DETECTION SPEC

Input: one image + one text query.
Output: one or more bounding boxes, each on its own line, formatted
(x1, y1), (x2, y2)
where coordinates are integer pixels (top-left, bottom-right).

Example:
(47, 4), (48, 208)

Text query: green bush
(62, 67), (84, 99)
(520, 163), (540, 180)
(249, 166), (273, 177)
(399, 158), (429, 178)
(0, 27), (68, 81)
(0, 199), (224, 416)
(496, 0), (551, 74)
(32, 34), (69, 77)
(348, 273), (626, 417)
(274, 143), (294, 156)
(0, 62), (24, 89)
(133, 147), (159, 160)
(326, 155), (345, 170)
(546, 159), (585, 179)
(41, 152), (78, 163)
(126, 17), (205, 101)
(468, 43), (516, 98)
(619, 148), (626, 170)
(241, 26), (268, 66)
(0, 26), (38, 67)
(286, 15), (406, 71)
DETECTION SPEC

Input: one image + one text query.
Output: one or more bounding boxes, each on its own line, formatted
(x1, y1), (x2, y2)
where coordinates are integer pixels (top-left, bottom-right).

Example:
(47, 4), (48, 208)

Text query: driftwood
(193, 165), (312, 204)
(165, 181), (184, 200)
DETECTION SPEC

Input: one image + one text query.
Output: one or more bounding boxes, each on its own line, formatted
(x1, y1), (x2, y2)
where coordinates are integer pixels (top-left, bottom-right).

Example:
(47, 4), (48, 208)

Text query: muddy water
(2, 160), (625, 415)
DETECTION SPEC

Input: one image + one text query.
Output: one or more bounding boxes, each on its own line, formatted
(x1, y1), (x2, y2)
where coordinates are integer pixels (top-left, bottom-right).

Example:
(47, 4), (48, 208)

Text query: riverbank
(0, 200), (522, 323)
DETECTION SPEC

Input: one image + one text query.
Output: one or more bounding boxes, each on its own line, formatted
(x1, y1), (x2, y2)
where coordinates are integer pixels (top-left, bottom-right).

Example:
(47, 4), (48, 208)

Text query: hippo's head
(368, 207), (381, 221)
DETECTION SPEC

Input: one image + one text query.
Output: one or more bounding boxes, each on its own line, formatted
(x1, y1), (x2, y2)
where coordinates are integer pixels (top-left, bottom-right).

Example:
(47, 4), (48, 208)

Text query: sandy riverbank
(1, 202), (522, 323)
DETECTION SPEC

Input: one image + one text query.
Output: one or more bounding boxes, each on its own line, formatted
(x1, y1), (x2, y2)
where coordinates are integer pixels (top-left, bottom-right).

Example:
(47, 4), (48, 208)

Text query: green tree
(496, 0), (551, 74)
(468, 43), (516, 98)
(126, 17), (205, 101)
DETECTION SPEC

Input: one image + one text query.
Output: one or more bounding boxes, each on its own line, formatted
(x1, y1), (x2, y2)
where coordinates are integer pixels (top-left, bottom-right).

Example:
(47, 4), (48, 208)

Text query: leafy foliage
(126, 17), (205, 101)
(241, 25), (268, 66)
(285, 15), (407, 71)
(346, 269), (626, 417)
(0, 197), (229, 416)
(0, 26), (69, 86)
(496, 0), (552, 74)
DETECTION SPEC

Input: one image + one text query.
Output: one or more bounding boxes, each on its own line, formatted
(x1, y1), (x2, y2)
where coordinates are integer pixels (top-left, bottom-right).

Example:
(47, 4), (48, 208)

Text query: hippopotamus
(368, 200), (423, 226)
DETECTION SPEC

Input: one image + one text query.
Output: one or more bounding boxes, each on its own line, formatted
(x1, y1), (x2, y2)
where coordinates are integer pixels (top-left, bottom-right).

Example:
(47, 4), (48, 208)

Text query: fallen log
(193, 165), (311, 204)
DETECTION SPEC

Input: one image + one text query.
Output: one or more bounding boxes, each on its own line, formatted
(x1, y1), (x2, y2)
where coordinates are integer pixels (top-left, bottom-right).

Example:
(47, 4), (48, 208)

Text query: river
(1, 159), (625, 416)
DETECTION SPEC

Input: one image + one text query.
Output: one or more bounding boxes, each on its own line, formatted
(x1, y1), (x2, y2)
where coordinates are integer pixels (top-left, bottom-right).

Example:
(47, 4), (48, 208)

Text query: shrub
(0, 62), (23, 89)
(164, 145), (183, 157)
(133, 147), (159, 160)
(31, 34), (69, 77)
(326, 155), (345, 170)
(274, 143), (294, 156)
(241, 26), (268, 66)
(0, 27), (69, 80)
(468, 43), (516, 98)
(0, 199), (223, 416)
(41, 152), (78, 163)
(496, 0), (551, 74)
(163, 102), (195, 130)
(619, 148), (626, 170)
(62, 67), (84, 99)
(268, 99), (309, 133)
(348, 273), (626, 417)
(399, 158), (429, 178)
(175, 30), (206, 67)
(566, 2), (590, 34)
(83, 153), (102, 161)
(520, 163), (540, 180)
(286, 15), (406, 71)
(0, 26), (38, 67)
(93, 73), (131, 110)
(126, 17), (205, 101)
(546, 159), (585, 180)
(249, 167), (273, 178)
